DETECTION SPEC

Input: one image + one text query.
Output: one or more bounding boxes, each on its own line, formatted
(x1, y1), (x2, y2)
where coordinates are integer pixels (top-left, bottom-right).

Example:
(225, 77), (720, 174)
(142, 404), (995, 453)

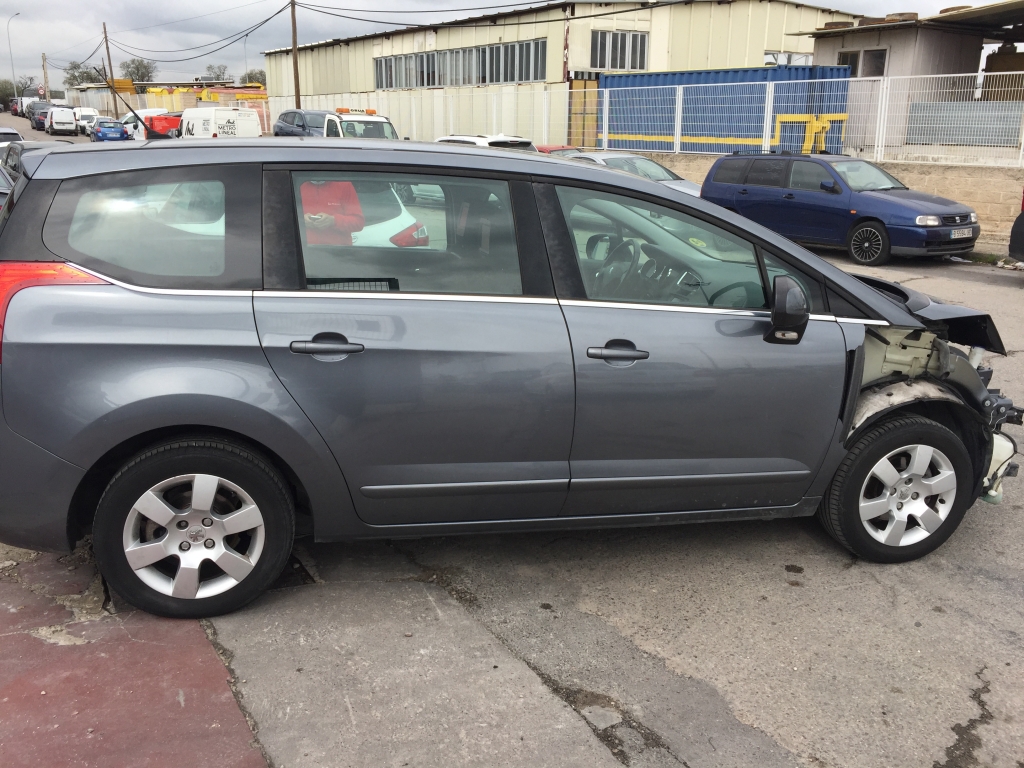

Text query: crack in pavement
(933, 667), (994, 768)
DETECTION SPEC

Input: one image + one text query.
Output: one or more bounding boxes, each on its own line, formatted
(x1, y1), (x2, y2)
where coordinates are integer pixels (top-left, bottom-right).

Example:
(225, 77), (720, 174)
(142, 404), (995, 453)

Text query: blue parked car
(701, 154), (979, 266)
(90, 118), (130, 142)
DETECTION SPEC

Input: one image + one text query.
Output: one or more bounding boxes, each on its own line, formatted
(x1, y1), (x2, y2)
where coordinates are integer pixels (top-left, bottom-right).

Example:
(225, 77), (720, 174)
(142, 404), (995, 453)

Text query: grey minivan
(0, 140), (1018, 618)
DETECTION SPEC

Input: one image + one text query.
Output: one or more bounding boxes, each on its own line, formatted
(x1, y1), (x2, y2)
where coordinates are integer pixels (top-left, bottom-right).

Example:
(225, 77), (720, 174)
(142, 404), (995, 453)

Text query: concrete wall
(642, 152), (1022, 247)
(812, 27), (983, 77)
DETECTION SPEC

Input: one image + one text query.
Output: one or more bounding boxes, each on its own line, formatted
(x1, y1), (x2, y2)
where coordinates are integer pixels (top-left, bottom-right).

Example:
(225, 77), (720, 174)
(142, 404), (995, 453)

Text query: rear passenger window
(712, 158), (748, 184)
(42, 165), (262, 289)
(292, 172), (522, 296)
(744, 159), (788, 187)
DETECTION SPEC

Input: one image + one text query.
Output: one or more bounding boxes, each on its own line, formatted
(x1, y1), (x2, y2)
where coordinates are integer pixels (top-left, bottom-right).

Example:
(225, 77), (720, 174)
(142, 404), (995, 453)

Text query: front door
(255, 170), (575, 525)
(548, 184), (847, 517)
(779, 160), (850, 243)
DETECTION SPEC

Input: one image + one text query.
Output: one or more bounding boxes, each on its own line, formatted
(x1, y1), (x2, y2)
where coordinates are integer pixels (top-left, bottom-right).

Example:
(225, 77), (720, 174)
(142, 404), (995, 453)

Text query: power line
(113, 0), (276, 34)
(111, 16), (280, 54)
(107, 4), (289, 63)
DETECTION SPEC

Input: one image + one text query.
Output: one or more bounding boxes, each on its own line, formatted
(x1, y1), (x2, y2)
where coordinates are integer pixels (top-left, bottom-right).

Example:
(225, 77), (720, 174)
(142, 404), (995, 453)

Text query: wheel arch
(846, 389), (989, 502)
(67, 425), (317, 549)
(846, 216), (888, 243)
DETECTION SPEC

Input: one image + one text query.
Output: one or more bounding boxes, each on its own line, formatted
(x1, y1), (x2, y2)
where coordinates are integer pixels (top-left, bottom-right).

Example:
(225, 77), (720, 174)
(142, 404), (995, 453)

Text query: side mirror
(765, 275), (809, 344)
(404, 136), (411, 141)
(820, 180), (838, 193)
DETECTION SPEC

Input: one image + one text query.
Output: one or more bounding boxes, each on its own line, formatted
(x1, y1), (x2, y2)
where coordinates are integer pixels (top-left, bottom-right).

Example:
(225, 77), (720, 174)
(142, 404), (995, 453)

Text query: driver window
(555, 186), (767, 310)
(325, 118), (341, 137)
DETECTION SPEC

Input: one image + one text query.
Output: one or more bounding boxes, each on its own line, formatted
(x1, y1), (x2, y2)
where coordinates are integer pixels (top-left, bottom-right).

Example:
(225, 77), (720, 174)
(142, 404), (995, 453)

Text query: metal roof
(264, 0), (859, 55)
(796, 0), (1024, 41)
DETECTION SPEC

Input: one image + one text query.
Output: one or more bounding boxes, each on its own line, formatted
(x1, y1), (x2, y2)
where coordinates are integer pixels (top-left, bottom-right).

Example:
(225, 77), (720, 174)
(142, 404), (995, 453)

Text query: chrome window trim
(836, 317), (890, 326)
(257, 290), (558, 305)
(67, 263), (255, 297)
(559, 298), (772, 318)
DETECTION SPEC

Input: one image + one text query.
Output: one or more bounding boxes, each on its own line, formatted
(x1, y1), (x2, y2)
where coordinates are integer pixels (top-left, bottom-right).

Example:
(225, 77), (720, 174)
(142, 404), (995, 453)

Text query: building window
(837, 51), (859, 77)
(374, 38), (547, 89)
(590, 30), (647, 71)
(861, 49), (886, 77)
(764, 51), (813, 66)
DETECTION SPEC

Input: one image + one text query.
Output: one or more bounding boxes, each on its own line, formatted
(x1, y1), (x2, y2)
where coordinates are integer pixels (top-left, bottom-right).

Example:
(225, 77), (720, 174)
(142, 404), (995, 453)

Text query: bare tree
(205, 64), (229, 82)
(16, 74), (37, 96)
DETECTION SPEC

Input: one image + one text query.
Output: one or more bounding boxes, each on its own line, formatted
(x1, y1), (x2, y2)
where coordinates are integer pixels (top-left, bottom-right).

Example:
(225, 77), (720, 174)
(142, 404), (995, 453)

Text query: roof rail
(729, 150), (848, 157)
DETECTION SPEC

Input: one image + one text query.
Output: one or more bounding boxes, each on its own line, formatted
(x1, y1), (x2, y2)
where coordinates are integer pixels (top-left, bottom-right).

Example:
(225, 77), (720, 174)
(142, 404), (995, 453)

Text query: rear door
(734, 157), (789, 228)
(254, 169), (575, 525)
(540, 183), (846, 517)
(700, 157), (749, 209)
(779, 160), (850, 244)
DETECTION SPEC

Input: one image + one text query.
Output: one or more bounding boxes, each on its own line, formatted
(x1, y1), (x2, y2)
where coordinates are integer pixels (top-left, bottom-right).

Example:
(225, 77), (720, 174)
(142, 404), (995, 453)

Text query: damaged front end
(850, 276), (1021, 504)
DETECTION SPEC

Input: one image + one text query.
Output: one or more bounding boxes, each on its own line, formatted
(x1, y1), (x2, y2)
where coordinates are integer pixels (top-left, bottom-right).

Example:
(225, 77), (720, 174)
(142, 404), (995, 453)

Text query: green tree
(119, 58), (157, 83)
(241, 68), (266, 87)
(0, 79), (14, 109)
(205, 64), (229, 81)
(62, 61), (95, 88)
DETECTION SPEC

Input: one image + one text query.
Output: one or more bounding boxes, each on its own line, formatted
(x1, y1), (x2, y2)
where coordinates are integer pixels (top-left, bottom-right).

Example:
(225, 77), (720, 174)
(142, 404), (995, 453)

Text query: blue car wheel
(848, 222), (891, 267)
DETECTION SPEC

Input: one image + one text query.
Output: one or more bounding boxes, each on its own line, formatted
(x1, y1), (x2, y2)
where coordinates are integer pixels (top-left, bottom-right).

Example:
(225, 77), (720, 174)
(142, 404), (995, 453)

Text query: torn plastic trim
(850, 379), (966, 436)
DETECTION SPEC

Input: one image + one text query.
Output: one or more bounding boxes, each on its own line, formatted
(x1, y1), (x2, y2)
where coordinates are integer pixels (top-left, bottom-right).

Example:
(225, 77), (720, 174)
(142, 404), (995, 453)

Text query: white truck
(178, 108), (262, 139)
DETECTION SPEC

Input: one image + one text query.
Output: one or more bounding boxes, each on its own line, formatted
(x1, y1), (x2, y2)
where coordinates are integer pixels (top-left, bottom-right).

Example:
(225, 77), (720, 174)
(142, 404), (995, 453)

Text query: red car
(536, 145), (579, 156)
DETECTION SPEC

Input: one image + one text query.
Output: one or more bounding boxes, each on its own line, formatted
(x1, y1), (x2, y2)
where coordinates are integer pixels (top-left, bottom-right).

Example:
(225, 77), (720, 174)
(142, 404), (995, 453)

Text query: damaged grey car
(0, 139), (1018, 618)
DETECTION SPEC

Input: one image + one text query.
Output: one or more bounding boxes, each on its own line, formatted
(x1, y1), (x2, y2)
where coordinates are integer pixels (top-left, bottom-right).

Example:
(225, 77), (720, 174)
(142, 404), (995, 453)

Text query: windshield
(304, 113), (326, 130)
(339, 120), (399, 140)
(603, 156), (680, 181)
(831, 160), (906, 192)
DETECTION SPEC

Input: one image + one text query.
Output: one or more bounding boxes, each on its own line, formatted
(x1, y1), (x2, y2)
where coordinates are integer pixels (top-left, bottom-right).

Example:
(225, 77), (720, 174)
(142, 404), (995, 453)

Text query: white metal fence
(270, 70), (1024, 167)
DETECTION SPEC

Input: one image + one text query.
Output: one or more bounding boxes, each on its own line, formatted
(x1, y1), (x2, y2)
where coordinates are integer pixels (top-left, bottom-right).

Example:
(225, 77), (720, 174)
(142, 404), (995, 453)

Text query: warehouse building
(264, 0), (858, 104)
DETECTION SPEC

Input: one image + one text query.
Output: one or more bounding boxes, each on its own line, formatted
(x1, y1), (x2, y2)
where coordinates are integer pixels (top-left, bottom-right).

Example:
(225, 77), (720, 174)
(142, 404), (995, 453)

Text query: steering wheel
(593, 238), (641, 298)
(708, 281), (766, 308)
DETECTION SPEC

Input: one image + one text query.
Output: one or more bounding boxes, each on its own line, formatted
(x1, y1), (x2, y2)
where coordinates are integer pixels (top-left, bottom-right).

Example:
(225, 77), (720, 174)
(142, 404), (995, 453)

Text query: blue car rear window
(712, 158), (748, 184)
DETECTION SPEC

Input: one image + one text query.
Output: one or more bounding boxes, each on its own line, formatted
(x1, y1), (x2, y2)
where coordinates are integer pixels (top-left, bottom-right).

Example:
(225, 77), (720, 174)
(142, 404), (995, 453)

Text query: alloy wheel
(858, 444), (957, 547)
(851, 227), (883, 262)
(121, 474), (266, 599)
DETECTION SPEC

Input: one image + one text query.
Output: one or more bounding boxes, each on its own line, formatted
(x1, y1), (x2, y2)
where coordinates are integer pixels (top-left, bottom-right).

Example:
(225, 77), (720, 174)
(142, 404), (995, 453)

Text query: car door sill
(571, 470), (809, 491)
(360, 478), (569, 498)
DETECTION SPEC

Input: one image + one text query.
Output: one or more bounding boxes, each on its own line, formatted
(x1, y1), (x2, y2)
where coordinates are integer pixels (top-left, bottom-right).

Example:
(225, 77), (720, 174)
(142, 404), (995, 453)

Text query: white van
(178, 108), (262, 139)
(45, 107), (78, 136)
(73, 107), (99, 135)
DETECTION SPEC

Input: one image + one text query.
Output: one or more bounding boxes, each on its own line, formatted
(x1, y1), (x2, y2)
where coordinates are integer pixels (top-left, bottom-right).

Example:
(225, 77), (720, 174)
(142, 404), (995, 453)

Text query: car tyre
(847, 221), (891, 266)
(93, 438), (295, 618)
(818, 415), (973, 563)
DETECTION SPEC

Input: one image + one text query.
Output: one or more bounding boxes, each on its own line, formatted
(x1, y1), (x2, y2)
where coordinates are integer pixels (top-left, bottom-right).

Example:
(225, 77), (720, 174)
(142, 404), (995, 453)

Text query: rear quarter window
(42, 164), (262, 290)
(712, 158), (749, 184)
(744, 159), (789, 187)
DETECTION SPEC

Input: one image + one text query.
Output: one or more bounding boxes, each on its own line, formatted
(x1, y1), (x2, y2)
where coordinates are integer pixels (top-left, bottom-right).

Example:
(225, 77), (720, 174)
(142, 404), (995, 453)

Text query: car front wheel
(818, 415), (973, 563)
(93, 438), (295, 618)
(847, 221), (891, 266)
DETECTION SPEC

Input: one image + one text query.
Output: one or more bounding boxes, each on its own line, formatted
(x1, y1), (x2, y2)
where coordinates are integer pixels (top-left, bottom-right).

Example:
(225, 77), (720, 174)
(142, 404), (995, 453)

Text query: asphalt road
(2, 117), (1021, 765)
(0, 111), (92, 143)
(211, 255), (1024, 768)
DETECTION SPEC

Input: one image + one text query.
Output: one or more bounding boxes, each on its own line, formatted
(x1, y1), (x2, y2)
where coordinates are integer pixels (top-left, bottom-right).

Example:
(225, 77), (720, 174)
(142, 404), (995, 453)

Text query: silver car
(0, 139), (1017, 618)
(568, 151), (702, 196)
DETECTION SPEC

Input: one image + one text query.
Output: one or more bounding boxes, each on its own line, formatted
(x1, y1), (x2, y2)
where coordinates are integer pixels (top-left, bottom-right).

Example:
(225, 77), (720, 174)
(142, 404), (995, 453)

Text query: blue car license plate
(951, 228), (972, 239)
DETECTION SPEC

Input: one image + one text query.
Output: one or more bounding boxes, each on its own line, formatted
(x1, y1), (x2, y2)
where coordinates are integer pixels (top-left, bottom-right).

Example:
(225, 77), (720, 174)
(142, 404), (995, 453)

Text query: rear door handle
(290, 341), (365, 354)
(783, 193), (795, 199)
(587, 347), (649, 361)
(738, 189), (749, 195)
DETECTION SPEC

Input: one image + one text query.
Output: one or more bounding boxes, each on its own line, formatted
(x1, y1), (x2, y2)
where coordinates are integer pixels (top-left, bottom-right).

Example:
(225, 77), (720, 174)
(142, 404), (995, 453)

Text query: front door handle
(290, 340), (365, 355)
(587, 346), (649, 361)
(738, 189), (749, 195)
(783, 193), (795, 199)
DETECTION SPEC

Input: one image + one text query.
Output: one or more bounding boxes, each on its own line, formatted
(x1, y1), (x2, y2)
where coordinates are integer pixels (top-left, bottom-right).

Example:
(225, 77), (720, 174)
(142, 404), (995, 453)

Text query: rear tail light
(389, 222), (429, 248)
(0, 263), (107, 364)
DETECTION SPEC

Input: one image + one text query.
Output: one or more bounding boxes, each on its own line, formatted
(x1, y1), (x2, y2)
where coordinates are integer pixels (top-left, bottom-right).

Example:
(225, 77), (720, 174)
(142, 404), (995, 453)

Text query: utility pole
(103, 23), (116, 117)
(41, 53), (50, 101)
(6, 13), (18, 100)
(290, 0), (301, 109)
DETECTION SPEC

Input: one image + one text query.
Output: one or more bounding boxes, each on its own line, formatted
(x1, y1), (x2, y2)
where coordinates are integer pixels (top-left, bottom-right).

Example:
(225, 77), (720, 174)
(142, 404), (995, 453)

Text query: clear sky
(0, 0), (1000, 89)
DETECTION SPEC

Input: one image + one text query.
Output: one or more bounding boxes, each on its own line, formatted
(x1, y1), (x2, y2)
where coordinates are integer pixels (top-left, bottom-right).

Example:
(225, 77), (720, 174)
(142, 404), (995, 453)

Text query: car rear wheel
(818, 415), (973, 563)
(847, 221), (891, 266)
(93, 438), (295, 618)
